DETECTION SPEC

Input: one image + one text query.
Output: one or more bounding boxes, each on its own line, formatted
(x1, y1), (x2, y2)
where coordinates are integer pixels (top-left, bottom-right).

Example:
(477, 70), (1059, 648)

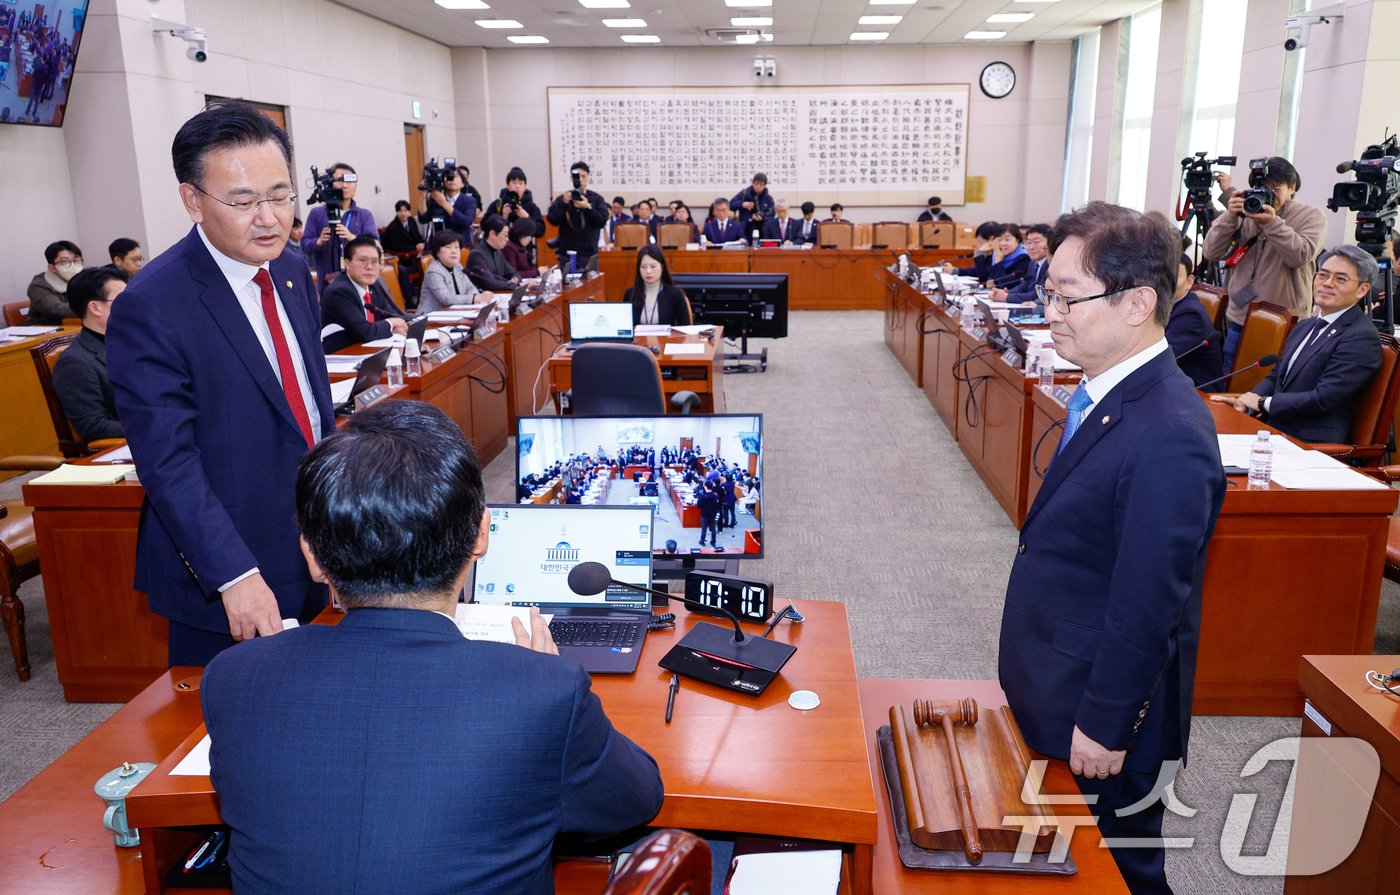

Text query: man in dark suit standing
(107, 102), (335, 666)
(202, 400), (662, 894)
(320, 235), (409, 354)
(999, 202), (1225, 895)
(732, 172), (775, 242)
(1213, 245), (1381, 443)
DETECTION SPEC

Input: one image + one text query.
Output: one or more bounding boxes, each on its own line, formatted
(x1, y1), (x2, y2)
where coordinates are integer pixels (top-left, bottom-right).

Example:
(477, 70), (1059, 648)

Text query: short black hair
(506, 166), (527, 183)
(343, 234), (381, 261)
(752, 173), (768, 184)
(295, 400), (486, 608)
(394, 200), (411, 212)
(45, 240), (82, 264)
(612, 196), (626, 206)
(330, 162), (356, 177)
(664, 539), (678, 554)
(480, 214), (508, 238)
(509, 218), (535, 242)
(974, 221), (1001, 241)
(108, 237), (140, 260)
(1049, 202), (1179, 329)
(571, 160), (590, 173)
(1263, 156), (1301, 191)
(928, 196), (942, 206)
(996, 223), (1023, 242)
(830, 203), (843, 212)
(800, 201), (815, 215)
(171, 101), (293, 188)
(67, 265), (129, 319)
(1179, 253), (1193, 272)
(293, 216), (304, 228)
(1025, 223), (1053, 241)
(428, 229), (463, 258)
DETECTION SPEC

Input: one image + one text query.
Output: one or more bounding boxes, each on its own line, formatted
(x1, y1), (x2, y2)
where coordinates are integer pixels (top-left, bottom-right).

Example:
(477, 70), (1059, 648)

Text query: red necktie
(363, 290), (376, 323)
(253, 269), (315, 447)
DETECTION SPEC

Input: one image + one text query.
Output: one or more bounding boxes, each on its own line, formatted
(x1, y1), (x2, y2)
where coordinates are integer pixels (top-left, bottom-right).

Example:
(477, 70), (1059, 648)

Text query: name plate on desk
(970, 326), (988, 342)
(355, 385), (389, 411)
(1000, 348), (1022, 368)
(476, 320), (498, 340)
(1050, 385), (1074, 405)
(428, 345), (457, 364)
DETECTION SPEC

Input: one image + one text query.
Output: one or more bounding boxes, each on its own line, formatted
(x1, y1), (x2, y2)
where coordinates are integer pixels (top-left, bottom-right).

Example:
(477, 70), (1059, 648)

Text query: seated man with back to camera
(52, 264), (129, 443)
(1166, 253), (1225, 389)
(1211, 245), (1382, 443)
(202, 400), (663, 894)
(320, 235), (408, 354)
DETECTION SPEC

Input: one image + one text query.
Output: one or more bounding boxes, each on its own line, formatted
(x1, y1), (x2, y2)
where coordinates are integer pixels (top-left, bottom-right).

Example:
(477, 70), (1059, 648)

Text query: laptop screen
(471, 505), (654, 611)
(569, 302), (635, 341)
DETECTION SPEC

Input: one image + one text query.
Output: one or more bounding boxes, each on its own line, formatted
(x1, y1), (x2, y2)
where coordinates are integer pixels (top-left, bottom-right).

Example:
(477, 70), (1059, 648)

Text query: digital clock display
(685, 572), (773, 622)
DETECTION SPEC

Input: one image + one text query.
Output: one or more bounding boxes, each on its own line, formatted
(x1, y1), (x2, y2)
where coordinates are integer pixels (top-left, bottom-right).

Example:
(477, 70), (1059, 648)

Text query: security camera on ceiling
(1284, 3), (1344, 52)
(152, 15), (209, 63)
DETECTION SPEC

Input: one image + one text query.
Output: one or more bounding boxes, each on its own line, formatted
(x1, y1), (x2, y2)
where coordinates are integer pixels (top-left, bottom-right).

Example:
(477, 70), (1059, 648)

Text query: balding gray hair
(1319, 245), (1379, 290)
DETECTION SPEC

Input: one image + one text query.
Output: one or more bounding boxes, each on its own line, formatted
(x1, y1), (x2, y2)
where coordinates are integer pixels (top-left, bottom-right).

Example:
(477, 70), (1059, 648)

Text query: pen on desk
(665, 673), (679, 724)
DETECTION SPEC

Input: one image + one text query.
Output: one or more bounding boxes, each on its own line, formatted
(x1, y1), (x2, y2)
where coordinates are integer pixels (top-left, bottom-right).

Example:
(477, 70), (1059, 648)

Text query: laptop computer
(976, 298), (1004, 345)
(930, 269), (952, 305)
(331, 347), (391, 415)
(567, 302), (635, 350)
(470, 504), (656, 673)
(405, 315), (429, 345)
(507, 284), (529, 316)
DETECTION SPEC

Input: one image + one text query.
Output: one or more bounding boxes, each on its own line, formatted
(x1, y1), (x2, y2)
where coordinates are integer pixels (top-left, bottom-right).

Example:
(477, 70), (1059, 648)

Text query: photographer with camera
(300, 162), (378, 292)
(421, 161), (477, 242)
(546, 161), (608, 268)
(732, 173), (776, 243)
(484, 166), (545, 238)
(1202, 156), (1327, 368)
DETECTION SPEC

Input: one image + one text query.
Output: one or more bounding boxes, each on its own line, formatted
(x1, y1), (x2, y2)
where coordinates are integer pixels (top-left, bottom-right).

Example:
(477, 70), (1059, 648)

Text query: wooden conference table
(882, 271), (1399, 717)
(0, 600), (1130, 895)
(597, 247), (965, 310)
(0, 324), (78, 482)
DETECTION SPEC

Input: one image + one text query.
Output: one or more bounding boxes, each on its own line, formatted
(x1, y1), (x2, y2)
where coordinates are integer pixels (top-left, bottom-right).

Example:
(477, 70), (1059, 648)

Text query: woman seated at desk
(503, 218), (539, 278)
(942, 221), (1031, 288)
(670, 203), (701, 245)
(418, 229), (477, 314)
(625, 245), (694, 327)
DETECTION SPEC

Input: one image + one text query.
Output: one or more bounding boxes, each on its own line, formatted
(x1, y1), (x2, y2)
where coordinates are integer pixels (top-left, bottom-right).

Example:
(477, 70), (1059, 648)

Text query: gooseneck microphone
(1174, 331), (1219, 362)
(1194, 353), (1278, 392)
(990, 270), (1025, 288)
(567, 561), (746, 643)
(567, 561), (796, 695)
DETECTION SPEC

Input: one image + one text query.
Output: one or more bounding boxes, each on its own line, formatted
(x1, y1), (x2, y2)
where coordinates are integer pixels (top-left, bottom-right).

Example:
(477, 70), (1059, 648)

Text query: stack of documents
(0, 325), (60, 343)
(323, 355), (364, 373)
(663, 343), (706, 356)
(727, 851), (842, 894)
(29, 464), (135, 485)
(1216, 435), (1388, 490)
(634, 324), (672, 337)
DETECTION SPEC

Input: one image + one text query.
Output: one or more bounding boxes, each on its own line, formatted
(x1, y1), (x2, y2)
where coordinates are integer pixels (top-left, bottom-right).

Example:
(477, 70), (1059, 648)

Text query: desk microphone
(1174, 331), (1219, 361)
(990, 270), (1025, 288)
(1194, 353), (1277, 392)
(567, 561), (796, 695)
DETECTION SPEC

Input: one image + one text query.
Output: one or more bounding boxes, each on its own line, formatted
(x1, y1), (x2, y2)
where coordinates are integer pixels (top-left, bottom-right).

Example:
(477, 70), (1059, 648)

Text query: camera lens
(1242, 194), (1264, 215)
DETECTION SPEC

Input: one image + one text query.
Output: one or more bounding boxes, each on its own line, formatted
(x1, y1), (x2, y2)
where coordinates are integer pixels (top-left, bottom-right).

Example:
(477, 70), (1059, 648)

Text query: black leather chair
(571, 343), (700, 415)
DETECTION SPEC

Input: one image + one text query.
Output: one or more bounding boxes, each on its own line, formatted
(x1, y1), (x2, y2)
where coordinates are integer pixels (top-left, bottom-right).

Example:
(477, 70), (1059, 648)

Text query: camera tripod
(1177, 191), (1224, 287)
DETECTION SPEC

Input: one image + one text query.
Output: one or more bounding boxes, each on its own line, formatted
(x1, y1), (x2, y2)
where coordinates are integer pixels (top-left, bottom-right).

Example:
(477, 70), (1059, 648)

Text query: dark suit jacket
(917, 209), (954, 222)
(625, 284), (693, 327)
(959, 249), (1031, 287)
(703, 218), (742, 244)
(320, 276), (408, 354)
(761, 217), (801, 243)
(794, 217), (819, 246)
(51, 327), (124, 442)
(546, 189), (609, 259)
(999, 349), (1225, 772)
(1165, 292), (1224, 389)
(107, 228), (335, 633)
(1255, 303), (1382, 443)
(485, 188), (546, 238)
(730, 187), (775, 224)
(467, 242), (520, 292)
(202, 608), (663, 895)
(1006, 257), (1050, 306)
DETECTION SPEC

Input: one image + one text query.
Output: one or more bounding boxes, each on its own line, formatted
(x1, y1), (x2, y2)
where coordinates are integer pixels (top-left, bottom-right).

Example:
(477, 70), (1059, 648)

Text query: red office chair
(603, 830), (711, 895)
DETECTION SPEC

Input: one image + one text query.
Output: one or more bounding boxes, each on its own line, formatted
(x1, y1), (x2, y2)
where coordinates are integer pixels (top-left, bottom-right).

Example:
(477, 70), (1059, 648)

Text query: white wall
(455, 43), (1073, 227)
(0, 126), (78, 301)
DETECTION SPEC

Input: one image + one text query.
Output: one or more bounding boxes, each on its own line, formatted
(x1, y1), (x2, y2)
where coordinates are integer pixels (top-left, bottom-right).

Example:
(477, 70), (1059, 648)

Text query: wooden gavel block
(889, 697), (1057, 861)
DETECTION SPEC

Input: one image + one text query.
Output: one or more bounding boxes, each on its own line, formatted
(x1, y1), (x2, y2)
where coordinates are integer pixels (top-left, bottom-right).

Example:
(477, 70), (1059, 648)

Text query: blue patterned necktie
(1056, 383), (1093, 456)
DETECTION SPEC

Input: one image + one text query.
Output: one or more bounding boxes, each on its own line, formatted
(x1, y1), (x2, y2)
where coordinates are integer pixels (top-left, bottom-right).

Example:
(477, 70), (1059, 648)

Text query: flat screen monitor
(670, 273), (788, 341)
(517, 414), (765, 558)
(1, 3), (91, 127)
(568, 302), (634, 341)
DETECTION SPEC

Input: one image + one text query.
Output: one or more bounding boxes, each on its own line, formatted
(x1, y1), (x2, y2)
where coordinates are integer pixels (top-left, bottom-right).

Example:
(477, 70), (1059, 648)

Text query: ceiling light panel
(474, 19), (522, 28)
(964, 30), (1007, 39)
(858, 15), (903, 25)
(435, 0), (490, 9)
(621, 34), (661, 43)
(987, 13), (1034, 23)
(850, 32), (889, 41)
(508, 35), (550, 43)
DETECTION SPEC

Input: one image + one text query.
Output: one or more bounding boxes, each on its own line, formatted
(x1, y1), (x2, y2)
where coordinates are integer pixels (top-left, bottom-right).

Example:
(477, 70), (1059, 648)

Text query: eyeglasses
(192, 184), (297, 216)
(1035, 284), (1134, 314)
(1314, 270), (1354, 286)
(349, 255), (382, 267)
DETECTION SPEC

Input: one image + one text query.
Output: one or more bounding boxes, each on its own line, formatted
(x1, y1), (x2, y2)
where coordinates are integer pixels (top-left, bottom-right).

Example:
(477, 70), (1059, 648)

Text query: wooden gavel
(913, 697), (982, 863)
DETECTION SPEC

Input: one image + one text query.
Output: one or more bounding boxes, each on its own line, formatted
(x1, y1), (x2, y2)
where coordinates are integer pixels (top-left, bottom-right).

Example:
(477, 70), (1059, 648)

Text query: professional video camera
(1239, 158), (1277, 216)
(306, 164), (354, 225)
(1177, 152), (1235, 286)
(1329, 133), (1400, 332)
(419, 156), (457, 194)
(1181, 152), (1236, 197)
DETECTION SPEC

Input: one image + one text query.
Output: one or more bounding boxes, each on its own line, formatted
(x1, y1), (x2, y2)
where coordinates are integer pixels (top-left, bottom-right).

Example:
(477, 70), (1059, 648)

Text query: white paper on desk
(94, 444), (133, 464)
(29, 464), (135, 485)
(453, 603), (554, 644)
(323, 355), (364, 372)
(727, 851), (842, 895)
(2, 324), (60, 337)
(329, 379), (356, 405)
(663, 343), (706, 356)
(170, 734), (212, 776)
(362, 337), (397, 348)
(447, 303), (489, 311)
(427, 311), (471, 321)
(634, 324), (673, 337)
(1270, 467), (1388, 491)
(672, 324), (715, 335)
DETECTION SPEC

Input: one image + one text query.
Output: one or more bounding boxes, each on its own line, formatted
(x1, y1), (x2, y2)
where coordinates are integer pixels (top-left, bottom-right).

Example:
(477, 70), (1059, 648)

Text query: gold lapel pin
(1101, 415), (1111, 424)
(286, 280), (294, 289)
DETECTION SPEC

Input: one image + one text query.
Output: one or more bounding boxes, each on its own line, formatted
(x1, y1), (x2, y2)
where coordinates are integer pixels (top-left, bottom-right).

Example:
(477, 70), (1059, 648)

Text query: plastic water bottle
(1024, 342), (1040, 379)
(1248, 430), (1273, 488)
(403, 338), (421, 377)
(386, 348), (404, 388)
(960, 297), (976, 332)
(1038, 342), (1056, 389)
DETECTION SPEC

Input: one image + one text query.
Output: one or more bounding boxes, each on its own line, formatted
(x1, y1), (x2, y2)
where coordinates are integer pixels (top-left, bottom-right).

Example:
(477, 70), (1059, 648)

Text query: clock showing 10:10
(980, 61), (1016, 99)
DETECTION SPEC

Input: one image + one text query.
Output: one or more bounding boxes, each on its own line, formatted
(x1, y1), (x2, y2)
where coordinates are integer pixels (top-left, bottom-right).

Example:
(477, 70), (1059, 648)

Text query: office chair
(571, 343), (699, 415)
(1307, 333), (1400, 466)
(378, 265), (408, 313)
(1230, 302), (1296, 393)
(816, 221), (854, 250)
(0, 454), (63, 681)
(1193, 283), (1228, 332)
(919, 220), (955, 249)
(602, 829), (711, 895)
(657, 223), (694, 251)
(3, 302), (29, 326)
(614, 223), (650, 250)
(31, 335), (126, 459)
(872, 221), (912, 251)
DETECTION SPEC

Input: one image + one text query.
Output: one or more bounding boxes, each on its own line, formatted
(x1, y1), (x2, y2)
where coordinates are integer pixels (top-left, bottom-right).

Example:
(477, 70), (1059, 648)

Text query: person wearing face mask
(418, 230), (477, 314)
(467, 215), (522, 292)
(624, 245), (692, 327)
(27, 239), (83, 325)
(52, 264), (129, 442)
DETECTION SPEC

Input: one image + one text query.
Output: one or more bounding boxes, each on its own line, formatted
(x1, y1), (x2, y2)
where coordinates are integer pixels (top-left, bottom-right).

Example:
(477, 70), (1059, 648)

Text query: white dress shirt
(1078, 338), (1171, 418)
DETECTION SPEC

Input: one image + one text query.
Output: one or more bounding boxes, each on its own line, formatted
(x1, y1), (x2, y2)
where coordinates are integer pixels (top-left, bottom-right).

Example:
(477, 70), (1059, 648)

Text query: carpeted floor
(3, 310), (1397, 894)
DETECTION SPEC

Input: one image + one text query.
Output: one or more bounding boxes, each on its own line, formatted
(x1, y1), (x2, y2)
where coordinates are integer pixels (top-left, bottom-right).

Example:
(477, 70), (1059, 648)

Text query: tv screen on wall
(0, 2), (91, 126)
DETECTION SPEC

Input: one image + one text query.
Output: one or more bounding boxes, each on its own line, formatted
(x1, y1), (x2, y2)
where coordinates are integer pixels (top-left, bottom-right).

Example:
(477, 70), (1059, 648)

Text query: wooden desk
(1, 600), (877, 894)
(599, 248), (964, 310)
(547, 328), (726, 414)
(0, 326), (78, 480)
(503, 276), (603, 423)
(858, 679), (1129, 894)
(1288, 655), (1400, 894)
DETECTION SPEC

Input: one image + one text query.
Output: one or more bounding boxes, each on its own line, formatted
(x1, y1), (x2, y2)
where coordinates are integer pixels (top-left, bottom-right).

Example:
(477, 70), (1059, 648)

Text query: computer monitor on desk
(517, 414), (765, 574)
(567, 302), (635, 347)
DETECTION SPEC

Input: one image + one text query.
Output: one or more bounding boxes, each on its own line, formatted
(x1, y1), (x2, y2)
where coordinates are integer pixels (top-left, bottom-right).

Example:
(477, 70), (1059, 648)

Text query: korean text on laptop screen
(472, 505), (653, 610)
(568, 302), (635, 340)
